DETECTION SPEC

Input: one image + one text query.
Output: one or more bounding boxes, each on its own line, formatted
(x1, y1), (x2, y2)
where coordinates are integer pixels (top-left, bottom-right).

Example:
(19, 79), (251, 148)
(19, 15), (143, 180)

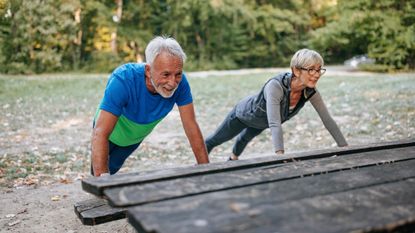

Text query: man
(91, 36), (209, 177)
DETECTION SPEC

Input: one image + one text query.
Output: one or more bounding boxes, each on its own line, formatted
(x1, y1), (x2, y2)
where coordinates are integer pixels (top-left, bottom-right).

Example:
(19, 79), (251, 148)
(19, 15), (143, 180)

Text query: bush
(82, 51), (122, 73)
(309, 0), (415, 71)
(358, 64), (393, 73)
(6, 62), (30, 74)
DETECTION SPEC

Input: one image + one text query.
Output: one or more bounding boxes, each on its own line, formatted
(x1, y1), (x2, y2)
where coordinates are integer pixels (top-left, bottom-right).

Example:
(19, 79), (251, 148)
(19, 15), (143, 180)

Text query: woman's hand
(275, 150), (284, 155)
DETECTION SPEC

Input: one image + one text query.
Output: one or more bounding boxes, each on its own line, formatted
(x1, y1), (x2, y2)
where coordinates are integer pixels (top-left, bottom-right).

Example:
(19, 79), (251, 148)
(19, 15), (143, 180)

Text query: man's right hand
(91, 110), (119, 176)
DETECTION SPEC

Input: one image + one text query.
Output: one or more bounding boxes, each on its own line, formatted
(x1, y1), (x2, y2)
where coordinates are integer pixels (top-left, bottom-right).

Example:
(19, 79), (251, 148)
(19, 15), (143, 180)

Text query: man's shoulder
(173, 73), (191, 95)
(179, 72), (189, 85)
(112, 63), (145, 80)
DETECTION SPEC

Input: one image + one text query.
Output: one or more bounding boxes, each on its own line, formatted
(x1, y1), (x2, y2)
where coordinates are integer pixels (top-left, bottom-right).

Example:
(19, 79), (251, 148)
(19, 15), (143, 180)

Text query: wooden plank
(74, 198), (126, 225)
(126, 163), (415, 233)
(355, 216), (415, 233)
(104, 146), (415, 207)
(82, 139), (415, 196)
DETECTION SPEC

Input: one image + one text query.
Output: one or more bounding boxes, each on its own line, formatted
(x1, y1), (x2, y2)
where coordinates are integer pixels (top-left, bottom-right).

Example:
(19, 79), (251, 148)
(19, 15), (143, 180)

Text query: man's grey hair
(290, 48), (324, 68)
(145, 36), (187, 66)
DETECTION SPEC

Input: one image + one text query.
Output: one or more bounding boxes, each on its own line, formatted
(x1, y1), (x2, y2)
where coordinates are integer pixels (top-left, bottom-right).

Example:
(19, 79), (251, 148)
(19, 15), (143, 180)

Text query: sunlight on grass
(0, 71), (414, 187)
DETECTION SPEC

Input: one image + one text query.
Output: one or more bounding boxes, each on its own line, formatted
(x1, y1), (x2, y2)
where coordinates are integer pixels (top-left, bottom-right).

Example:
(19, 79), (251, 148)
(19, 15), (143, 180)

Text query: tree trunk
(111, 0), (123, 54)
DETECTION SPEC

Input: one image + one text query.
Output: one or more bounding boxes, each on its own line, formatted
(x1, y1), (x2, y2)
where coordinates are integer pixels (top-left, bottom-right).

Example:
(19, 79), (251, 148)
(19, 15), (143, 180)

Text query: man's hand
(178, 103), (210, 164)
(91, 110), (119, 176)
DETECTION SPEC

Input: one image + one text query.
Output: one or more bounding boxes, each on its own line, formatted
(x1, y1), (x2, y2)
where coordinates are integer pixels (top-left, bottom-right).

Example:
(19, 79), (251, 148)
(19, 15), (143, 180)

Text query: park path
(188, 65), (371, 78)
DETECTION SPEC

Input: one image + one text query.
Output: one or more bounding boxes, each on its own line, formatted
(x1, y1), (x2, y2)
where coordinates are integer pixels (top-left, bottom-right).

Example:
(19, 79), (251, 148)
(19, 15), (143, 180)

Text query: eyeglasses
(299, 67), (326, 76)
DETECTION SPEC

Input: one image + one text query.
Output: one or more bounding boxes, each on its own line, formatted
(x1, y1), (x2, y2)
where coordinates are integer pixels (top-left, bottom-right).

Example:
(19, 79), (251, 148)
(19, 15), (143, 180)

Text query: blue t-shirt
(97, 63), (193, 146)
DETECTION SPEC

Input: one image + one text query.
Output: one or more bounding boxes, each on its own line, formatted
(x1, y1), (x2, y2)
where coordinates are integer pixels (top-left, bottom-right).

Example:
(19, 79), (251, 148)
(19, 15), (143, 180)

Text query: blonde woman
(206, 49), (348, 160)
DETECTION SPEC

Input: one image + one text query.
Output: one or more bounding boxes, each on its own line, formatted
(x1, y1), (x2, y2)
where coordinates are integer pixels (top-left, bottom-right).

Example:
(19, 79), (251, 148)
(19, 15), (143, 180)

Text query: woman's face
(295, 64), (324, 88)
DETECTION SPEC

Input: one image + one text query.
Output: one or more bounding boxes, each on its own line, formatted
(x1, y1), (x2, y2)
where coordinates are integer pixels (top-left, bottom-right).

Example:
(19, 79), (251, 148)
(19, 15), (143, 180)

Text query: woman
(205, 48), (348, 160)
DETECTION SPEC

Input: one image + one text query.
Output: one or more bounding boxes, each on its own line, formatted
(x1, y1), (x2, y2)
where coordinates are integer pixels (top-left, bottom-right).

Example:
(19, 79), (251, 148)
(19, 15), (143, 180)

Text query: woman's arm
(310, 91), (348, 147)
(264, 81), (285, 153)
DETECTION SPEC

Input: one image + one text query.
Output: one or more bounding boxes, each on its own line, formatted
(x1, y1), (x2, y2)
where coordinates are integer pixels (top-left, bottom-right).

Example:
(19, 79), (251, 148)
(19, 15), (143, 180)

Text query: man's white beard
(150, 76), (177, 98)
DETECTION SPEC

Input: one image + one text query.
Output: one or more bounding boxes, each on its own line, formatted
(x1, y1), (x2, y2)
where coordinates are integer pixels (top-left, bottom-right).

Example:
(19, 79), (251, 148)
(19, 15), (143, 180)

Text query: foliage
(309, 0), (415, 69)
(0, 0), (80, 73)
(0, 0), (413, 73)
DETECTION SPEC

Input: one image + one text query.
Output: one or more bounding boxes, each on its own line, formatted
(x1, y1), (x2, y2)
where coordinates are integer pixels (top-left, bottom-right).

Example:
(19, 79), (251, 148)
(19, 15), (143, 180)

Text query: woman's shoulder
(264, 78), (284, 92)
(266, 72), (291, 86)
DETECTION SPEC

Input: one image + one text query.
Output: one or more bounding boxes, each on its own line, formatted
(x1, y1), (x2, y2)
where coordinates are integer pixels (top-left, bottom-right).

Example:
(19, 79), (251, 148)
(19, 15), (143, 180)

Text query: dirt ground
(0, 181), (135, 233)
(1, 66), (414, 233)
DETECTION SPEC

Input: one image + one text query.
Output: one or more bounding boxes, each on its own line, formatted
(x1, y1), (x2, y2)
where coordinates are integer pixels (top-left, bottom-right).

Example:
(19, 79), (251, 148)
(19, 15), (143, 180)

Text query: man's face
(147, 52), (183, 98)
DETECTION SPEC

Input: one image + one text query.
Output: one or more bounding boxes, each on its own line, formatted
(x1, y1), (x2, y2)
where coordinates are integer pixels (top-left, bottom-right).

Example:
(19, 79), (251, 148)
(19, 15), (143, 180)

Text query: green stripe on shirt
(95, 110), (163, 147)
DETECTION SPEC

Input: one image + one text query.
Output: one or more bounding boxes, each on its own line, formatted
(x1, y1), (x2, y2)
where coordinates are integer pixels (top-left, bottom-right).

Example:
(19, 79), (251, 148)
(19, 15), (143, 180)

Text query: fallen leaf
(59, 178), (73, 184)
(17, 208), (27, 214)
(51, 196), (61, 201)
(8, 220), (20, 226)
(23, 175), (39, 186)
(229, 202), (250, 213)
(74, 174), (85, 181)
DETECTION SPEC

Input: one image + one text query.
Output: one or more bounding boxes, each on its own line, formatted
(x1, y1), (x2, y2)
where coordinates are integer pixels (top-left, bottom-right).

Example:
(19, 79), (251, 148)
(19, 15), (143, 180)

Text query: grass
(0, 70), (414, 187)
(191, 72), (415, 154)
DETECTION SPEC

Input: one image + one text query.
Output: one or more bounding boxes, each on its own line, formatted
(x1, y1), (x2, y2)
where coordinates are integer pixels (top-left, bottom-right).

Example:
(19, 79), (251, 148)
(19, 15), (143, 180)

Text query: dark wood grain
(75, 139), (415, 230)
(127, 162), (415, 233)
(74, 198), (126, 225)
(82, 139), (415, 196)
(104, 146), (415, 207)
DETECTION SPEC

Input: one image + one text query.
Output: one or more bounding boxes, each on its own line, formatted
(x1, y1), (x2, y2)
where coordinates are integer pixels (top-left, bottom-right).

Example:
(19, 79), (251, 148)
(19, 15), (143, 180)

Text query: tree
(0, 0), (12, 72)
(309, 0), (415, 70)
(77, 0), (121, 72)
(2, 0), (412, 73)
(0, 0), (79, 73)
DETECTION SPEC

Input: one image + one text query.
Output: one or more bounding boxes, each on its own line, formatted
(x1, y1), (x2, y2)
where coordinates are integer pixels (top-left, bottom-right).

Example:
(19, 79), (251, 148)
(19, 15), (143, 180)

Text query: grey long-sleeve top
(235, 72), (348, 152)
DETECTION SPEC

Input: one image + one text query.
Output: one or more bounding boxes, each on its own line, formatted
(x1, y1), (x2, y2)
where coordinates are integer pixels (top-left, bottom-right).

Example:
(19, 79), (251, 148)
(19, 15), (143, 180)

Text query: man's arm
(91, 110), (119, 176)
(178, 103), (210, 164)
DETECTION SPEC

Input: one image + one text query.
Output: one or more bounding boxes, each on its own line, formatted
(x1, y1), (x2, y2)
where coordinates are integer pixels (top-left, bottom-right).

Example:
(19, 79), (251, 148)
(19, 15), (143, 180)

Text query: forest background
(0, 0), (414, 74)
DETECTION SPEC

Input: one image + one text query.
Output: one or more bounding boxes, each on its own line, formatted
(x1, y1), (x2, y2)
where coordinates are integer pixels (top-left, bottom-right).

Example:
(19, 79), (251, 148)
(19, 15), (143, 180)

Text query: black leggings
(205, 107), (264, 157)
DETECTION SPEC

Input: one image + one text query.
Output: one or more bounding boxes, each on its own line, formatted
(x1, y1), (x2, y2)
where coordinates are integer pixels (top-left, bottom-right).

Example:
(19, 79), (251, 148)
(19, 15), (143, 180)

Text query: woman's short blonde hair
(290, 49), (324, 68)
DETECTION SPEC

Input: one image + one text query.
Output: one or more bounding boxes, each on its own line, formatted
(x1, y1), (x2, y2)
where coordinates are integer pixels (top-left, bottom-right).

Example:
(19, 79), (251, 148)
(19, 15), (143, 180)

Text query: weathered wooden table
(77, 139), (415, 232)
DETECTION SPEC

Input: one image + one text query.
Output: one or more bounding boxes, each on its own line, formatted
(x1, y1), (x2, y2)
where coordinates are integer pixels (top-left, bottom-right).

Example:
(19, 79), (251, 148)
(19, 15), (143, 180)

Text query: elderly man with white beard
(91, 36), (209, 177)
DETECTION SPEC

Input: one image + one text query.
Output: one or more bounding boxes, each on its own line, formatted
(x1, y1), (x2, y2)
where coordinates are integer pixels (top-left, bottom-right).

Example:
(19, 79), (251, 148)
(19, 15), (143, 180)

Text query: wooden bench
(74, 198), (126, 225)
(75, 139), (415, 232)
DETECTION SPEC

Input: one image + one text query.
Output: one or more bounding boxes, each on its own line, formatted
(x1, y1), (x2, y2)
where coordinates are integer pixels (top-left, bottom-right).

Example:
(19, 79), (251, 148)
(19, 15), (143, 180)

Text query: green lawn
(0, 71), (414, 187)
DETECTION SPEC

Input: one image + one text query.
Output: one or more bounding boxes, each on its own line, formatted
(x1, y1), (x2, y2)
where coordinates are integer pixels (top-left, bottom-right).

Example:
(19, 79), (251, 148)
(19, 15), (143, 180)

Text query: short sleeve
(175, 74), (193, 106)
(100, 73), (129, 116)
